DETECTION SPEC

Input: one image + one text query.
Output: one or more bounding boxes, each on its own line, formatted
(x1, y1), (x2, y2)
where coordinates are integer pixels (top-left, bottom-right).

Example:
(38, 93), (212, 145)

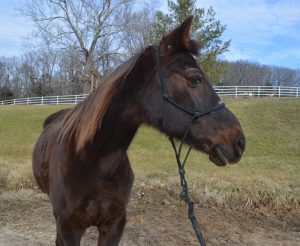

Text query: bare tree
(121, 7), (154, 56)
(0, 59), (15, 100)
(271, 66), (296, 87)
(222, 60), (299, 87)
(0, 60), (8, 87)
(222, 60), (249, 86)
(20, 0), (134, 93)
(0, 57), (24, 97)
(294, 69), (300, 87)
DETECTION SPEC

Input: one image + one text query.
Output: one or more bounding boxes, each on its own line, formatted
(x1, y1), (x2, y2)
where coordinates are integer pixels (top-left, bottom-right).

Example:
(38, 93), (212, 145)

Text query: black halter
(155, 46), (225, 246)
(155, 47), (225, 119)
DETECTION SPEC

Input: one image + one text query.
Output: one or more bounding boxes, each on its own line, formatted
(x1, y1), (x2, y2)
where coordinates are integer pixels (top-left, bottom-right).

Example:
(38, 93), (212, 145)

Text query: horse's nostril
(235, 136), (245, 157)
(238, 137), (245, 152)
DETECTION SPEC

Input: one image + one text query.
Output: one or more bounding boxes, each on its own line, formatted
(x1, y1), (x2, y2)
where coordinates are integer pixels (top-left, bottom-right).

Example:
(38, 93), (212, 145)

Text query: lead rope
(169, 118), (206, 246)
(155, 45), (222, 245)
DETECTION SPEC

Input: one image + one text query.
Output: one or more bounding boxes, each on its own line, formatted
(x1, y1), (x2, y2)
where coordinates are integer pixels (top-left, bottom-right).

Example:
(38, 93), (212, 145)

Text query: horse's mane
(60, 53), (140, 152)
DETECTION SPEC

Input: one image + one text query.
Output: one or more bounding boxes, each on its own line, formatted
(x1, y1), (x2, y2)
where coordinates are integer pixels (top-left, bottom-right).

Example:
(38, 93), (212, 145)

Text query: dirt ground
(0, 185), (299, 246)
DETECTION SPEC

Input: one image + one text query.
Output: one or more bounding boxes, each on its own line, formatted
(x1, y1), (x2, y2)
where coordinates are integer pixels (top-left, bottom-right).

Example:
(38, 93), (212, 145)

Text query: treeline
(0, 48), (119, 99)
(1, 52), (299, 101)
(220, 60), (300, 87)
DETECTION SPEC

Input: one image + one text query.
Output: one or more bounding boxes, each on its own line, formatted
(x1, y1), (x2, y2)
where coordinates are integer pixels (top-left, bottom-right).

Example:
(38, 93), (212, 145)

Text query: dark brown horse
(33, 16), (245, 245)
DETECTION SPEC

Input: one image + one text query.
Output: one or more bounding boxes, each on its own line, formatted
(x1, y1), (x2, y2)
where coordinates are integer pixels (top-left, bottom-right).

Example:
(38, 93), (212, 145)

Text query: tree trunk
(82, 56), (93, 94)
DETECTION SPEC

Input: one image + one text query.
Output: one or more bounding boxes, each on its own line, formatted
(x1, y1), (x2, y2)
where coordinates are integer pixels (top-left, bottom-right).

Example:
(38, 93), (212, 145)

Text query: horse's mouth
(209, 146), (228, 166)
(208, 145), (240, 166)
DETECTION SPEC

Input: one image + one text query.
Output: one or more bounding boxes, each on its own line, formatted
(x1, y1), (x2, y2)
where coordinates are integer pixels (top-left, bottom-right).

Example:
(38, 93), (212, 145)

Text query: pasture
(0, 98), (299, 245)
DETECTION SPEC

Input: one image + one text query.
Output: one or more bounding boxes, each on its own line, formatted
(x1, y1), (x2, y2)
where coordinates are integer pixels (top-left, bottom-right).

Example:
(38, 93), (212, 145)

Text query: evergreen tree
(149, 0), (230, 84)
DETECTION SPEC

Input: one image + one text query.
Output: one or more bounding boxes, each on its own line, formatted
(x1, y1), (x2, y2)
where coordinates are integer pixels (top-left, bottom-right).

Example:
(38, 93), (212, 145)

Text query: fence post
(56, 96), (59, 105)
(1, 101), (3, 106)
(27, 98), (29, 105)
(258, 86), (260, 97)
(235, 86), (238, 98)
(75, 95), (78, 104)
(278, 86), (281, 97)
(297, 87), (299, 98)
(13, 99), (16, 105)
(41, 96), (44, 105)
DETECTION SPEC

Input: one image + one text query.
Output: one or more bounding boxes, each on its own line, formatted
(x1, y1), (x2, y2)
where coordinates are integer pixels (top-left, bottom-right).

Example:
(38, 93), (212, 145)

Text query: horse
(32, 16), (245, 246)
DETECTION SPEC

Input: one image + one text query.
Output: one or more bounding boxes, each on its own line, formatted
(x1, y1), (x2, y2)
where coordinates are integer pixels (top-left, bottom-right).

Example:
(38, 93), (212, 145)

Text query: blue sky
(0, 0), (32, 57)
(159, 0), (300, 69)
(0, 0), (299, 69)
(204, 0), (300, 69)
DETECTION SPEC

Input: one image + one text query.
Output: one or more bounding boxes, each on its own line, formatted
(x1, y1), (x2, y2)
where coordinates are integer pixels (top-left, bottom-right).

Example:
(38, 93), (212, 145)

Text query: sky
(159, 0), (300, 69)
(0, 0), (33, 57)
(0, 0), (299, 69)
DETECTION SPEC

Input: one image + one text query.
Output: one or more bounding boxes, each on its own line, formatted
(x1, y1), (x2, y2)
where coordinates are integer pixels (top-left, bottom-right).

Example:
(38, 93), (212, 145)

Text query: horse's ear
(160, 16), (196, 56)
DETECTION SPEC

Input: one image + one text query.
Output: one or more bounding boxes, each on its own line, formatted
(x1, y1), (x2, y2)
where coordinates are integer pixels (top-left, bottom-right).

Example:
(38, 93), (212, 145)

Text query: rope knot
(179, 168), (185, 175)
(180, 190), (187, 200)
(162, 93), (169, 99)
(193, 112), (201, 119)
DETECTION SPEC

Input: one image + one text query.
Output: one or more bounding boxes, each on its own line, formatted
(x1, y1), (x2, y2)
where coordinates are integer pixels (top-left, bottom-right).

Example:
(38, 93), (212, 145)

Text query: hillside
(0, 98), (299, 208)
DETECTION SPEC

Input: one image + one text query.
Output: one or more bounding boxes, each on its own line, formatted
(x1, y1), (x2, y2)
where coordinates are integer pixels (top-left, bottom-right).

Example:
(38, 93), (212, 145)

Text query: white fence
(1, 86), (299, 106)
(213, 85), (299, 98)
(0, 94), (88, 106)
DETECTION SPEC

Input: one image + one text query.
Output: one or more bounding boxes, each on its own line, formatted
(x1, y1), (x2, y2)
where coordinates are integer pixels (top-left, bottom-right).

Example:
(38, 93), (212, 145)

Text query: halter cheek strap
(155, 47), (225, 119)
(155, 46), (225, 246)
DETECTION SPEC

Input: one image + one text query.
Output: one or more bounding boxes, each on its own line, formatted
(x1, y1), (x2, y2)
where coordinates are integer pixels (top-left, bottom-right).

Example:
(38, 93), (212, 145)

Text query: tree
(221, 60), (300, 87)
(0, 86), (14, 101)
(121, 7), (155, 56)
(0, 57), (24, 98)
(20, 0), (134, 93)
(148, 0), (230, 84)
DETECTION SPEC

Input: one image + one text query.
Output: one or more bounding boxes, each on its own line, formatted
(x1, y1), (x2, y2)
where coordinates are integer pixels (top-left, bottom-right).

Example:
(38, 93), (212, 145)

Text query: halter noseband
(155, 46), (225, 246)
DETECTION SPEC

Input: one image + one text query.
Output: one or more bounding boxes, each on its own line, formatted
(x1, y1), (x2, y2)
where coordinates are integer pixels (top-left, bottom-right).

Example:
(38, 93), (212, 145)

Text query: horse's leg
(55, 216), (84, 246)
(106, 214), (126, 246)
(97, 213), (126, 246)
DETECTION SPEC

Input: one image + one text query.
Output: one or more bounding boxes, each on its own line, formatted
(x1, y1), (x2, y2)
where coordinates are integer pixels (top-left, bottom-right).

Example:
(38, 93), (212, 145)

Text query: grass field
(0, 98), (299, 210)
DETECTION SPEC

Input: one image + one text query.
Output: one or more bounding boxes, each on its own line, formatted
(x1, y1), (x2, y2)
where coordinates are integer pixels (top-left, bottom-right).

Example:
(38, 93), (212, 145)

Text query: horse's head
(144, 16), (245, 166)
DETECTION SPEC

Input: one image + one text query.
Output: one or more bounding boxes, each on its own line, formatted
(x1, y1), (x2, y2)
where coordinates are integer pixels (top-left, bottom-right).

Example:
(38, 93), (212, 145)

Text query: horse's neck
(89, 60), (153, 156)
(95, 109), (140, 153)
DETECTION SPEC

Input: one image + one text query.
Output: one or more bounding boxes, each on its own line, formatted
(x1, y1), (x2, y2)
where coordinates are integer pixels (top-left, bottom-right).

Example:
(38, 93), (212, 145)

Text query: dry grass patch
(0, 159), (34, 191)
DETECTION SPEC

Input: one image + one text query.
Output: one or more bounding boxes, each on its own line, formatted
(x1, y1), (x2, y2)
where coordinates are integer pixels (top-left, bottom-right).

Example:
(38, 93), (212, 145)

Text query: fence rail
(1, 86), (299, 106)
(213, 85), (299, 98)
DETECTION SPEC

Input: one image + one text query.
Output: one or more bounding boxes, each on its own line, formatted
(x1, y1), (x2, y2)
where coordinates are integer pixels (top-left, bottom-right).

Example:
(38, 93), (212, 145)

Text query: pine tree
(149, 0), (230, 84)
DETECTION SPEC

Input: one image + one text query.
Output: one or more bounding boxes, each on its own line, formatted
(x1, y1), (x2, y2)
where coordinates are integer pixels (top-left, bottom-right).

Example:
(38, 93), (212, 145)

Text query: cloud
(196, 0), (300, 68)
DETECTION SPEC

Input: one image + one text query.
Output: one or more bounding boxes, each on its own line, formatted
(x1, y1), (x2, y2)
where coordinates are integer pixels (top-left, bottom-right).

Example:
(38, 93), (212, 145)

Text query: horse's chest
(73, 181), (132, 227)
(59, 153), (134, 227)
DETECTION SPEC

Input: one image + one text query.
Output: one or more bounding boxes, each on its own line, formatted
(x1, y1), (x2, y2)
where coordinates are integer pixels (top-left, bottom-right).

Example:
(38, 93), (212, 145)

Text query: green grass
(0, 105), (70, 190)
(0, 105), (70, 161)
(0, 99), (299, 209)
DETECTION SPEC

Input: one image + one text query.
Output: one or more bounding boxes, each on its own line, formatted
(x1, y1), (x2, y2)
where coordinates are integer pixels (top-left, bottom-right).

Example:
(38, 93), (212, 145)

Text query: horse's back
(33, 109), (69, 194)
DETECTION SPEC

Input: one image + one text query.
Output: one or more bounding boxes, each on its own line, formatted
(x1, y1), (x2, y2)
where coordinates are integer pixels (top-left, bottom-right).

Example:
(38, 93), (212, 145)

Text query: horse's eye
(190, 75), (202, 85)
